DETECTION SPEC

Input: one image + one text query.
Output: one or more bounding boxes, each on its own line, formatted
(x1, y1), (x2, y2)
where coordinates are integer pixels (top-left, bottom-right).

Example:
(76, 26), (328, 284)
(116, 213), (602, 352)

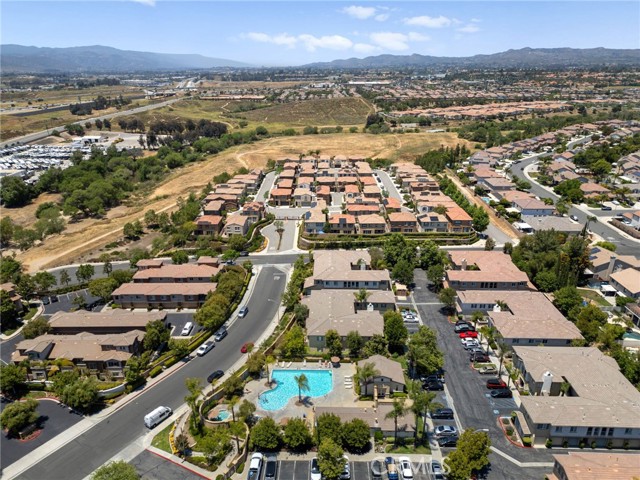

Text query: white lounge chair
(286, 361), (292, 368)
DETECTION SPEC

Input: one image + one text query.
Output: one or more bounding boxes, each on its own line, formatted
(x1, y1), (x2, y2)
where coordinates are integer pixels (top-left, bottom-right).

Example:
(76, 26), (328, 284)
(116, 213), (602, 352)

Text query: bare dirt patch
(2, 193), (63, 228)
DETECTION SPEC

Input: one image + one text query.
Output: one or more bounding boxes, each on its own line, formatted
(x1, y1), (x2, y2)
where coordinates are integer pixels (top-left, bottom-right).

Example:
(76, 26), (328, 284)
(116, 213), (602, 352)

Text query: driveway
(0, 399), (83, 468)
(262, 219), (298, 252)
(255, 171), (276, 204)
(374, 170), (403, 202)
(411, 269), (555, 478)
(129, 450), (206, 480)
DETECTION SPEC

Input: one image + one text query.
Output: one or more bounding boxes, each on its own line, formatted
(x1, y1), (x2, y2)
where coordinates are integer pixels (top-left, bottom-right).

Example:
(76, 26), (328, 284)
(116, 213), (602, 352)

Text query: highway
(510, 156), (640, 257)
(14, 266), (287, 480)
(0, 97), (184, 149)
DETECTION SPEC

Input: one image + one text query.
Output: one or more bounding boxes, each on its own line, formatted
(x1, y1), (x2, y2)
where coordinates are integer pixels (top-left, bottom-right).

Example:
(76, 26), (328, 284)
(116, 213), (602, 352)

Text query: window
(528, 339), (535, 344)
(570, 427), (577, 433)
(593, 428), (599, 436)
(512, 339), (520, 344)
(586, 427), (592, 436)
(555, 426), (563, 433)
(542, 339), (548, 344)
(608, 428), (614, 436)
(624, 428), (632, 435)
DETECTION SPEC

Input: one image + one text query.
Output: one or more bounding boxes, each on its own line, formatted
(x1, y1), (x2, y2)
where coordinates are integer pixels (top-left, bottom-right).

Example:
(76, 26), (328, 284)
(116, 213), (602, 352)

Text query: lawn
(151, 423), (173, 454)
(385, 442), (430, 454)
(577, 288), (612, 307)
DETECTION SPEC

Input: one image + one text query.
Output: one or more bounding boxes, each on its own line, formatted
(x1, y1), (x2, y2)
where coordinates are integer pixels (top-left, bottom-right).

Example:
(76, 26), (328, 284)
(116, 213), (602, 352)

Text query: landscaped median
(299, 230), (477, 250)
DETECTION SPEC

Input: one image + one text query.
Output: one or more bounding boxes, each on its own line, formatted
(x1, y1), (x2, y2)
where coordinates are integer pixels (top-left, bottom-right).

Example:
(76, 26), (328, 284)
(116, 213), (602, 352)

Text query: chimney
(461, 258), (467, 270)
(541, 371), (554, 396)
(604, 254), (617, 281)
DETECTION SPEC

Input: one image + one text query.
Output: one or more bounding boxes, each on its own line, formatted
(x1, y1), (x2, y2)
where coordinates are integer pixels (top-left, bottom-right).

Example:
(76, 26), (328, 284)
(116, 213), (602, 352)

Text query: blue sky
(1, 1), (638, 66)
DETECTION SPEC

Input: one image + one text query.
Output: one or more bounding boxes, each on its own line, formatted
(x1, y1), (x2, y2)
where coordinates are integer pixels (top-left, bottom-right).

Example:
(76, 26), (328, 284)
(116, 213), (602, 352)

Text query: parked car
(434, 425), (458, 438)
(247, 453), (263, 480)
(430, 460), (445, 480)
(241, 342), (253, 353)
(264, 456), (278, 480)
(403, 316), (419, 324)
(42, 296), (50, 305)
(459, 330), (478, 339)
(431, 408), (454, 420)
(424, 380), (444, 391)
(196, 341), (215, 356)
(461, 339), (480, 349)
(214, 327), (228, 341)
(398, 457), (413, 480)
(454, 324), (475, 333)
(339, 455), (351, 480)
(310, 458), (321, 480)
(601, 205), (612, 211)
(51, 295), (59, 303)
(470, 353), (490, 363)
(570, 214), (579, 222)
(239, 251), (249, 256)
(437, 436), (458, 448)
(490, 388), (513, 398)
(455, 319), (471, 327)
(486, 378), (507, 389)
(421, 374), (444, 384)
(181, 322), (194, 336)
(385, 457), (399, 480)
(478, 365), (498, 375)
(238, 306), (249, 318)
(207, 370), (224, 383)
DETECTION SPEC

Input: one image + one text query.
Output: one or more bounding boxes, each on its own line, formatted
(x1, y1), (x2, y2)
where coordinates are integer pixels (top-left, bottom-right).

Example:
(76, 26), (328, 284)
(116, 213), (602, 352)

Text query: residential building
(417, 212), (449, 232)
(388, 212), (418, 233)
(609, 268), (640, 299)
(304, 250), (391, 292)
(0, 282), (23, 312)
(513, 346), (640, 448)
(588, 247), (640, 281)
(270, 188), (292, 207)
(304, 208), (327, 234)
(445, 206), (473, 233)
(132, 263), (220, 283)
(357, 214), (388, 235)
(445, 250), (532, 291)
(293, 187), (315, 207)
(328, 214), (356, 234)
(48, 310), (166, 335)
(224, 212), (251, 237)
(195, 215), (224, 236)
(359, 354), (406, 397)
(241, 202), (265, 223)
(548, 452), (640, 480)
(512, 197), (556, 216)
(580, 182), (610, 198)
(112, 283), (216, 309)
(520, 215), (583, 234)
(12, 330), (146, 379)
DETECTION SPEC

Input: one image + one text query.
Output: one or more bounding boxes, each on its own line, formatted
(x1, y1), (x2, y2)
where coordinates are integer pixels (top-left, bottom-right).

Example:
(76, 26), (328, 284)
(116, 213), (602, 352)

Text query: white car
(310, 458), (322, 480)
(247, 453), (263, 480)
(434, 425), (458, 438)
(461, 338), (479, 348)
(398, 457), (413, 480)
(196, 341), (215, 356)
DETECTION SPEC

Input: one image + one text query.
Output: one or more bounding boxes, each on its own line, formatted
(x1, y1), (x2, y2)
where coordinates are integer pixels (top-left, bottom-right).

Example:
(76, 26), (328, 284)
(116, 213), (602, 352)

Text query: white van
(144, 406), (172, 428)
(181, 322), (193, 336)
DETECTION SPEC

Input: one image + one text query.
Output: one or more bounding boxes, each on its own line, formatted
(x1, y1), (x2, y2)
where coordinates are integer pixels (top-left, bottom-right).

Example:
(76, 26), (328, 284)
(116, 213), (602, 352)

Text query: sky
(1, 1), (639, 66)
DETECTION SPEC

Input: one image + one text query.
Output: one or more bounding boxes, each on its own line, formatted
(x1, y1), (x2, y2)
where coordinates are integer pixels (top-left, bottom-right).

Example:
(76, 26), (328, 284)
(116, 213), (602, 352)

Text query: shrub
(545, 438), (553, 448)
(149, 366), (163, 378)
(374, 431), (383, 443)
(579, 440), (586, 449)
(506, 427), (514, 436)
(562, 440), (568, 448)
(606, 440), (613, 449)
(236, 463), (245, 474)
(590, 440), (597, 449)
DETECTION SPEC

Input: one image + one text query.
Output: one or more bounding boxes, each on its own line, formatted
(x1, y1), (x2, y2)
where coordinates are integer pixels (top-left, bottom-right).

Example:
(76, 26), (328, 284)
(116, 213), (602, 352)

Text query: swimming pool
(213, 410), (230, 421)
(259, 369), (333, 411)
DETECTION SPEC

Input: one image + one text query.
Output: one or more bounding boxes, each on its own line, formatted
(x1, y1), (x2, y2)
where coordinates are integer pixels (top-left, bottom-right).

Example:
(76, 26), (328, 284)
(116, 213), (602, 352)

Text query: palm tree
(471, 311), (484, 331)
(354, 288), (370, 303)
(355, 362), (380, 396)
(294, 373), (309, 403)
(385, 398), (408, 446)
(408, 381), (438, 443)
(228, 395), (239, 422)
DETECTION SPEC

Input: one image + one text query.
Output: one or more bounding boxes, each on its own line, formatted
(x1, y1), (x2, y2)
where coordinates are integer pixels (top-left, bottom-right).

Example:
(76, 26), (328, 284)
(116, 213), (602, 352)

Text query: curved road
(511, 156), (639, 257)
(0, 97), (184, 148)
(14, 266), (287, 480)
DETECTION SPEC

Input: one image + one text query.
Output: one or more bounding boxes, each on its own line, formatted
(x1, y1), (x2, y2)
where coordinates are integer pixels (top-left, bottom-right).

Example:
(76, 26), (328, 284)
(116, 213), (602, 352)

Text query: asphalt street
(14, 266), (287, 480)
(255, 172), (276, 203)
(411, 269), (554, 480)
(374, 170), (403, 203)
(510, 156), (639, 257)
(1, 400), (83, 468)
(129, 450), (205, 480)
(262, 220), (298, 252)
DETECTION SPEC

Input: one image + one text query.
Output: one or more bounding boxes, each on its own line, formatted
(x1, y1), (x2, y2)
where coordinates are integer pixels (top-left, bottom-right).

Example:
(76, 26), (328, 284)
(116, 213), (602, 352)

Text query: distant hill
(304, 47), (640, 69)
(0, 45), (252, 73)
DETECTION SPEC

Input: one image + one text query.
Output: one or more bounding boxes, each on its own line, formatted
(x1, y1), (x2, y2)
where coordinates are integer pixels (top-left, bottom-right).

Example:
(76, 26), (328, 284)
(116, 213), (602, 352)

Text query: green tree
(59, 269), (71, 287)
(52, 370), (80, 397)
(239, 399), (257, 424)
(283, 417), (313, 452)
(199, 428), (232, 465)
(0, 363), (26, 396)
(76, 264), (95, 283)
(484, 237), (496, 251)
(346, 331), (364, 358)
(123, 221), (143, 240)
(438, 287), (457, 312)
(184, 377), (203, 420)
(406, 325), (444, 377)
(294, 373), (310, 403)
(91, 460), (140, 480)
(318, 438), (345, 480)
(22, 316), (51, 339)
(355, 362), (380, 395)
(223, 375), (243, 399)
(325, 329), (343, 357)
(72, 294), (87, 310)
(0, 289), (20, 326)
(143, 320), (170, 351)
(385, 398), (408, 445)
(341, 418), (370, 453)
(383, 310), (408, 354)
(88, 277), (118, 302)
(124, 353), (149, 385)
(0, 398), (39, 437)
(171, 250), (189, 265)
(0, 176), (32, 207)
(444, 429), (491, 480)
(250, 417), (282, 450)
(0, 216), (15, 245)
(418, 240), (444, 270)
(0, 256), (22, 283)
(362, 334), (389, 357)
(33, 271), (57, 294)
(552, 286), (583, 316)
(391, 258), (414, 285)
(281, 324), (306, 359)
(169, 338), (190, 359)
(317, 413), (342, 445)
(293, 303), (309, 324)
(408, 381), (437, 442)
(383, 233), (416, 266)
(427, 264), (445, 291)
(60, 377), (99, 410)
(246, 352), (266, 377)
(576, 304), (608, 343)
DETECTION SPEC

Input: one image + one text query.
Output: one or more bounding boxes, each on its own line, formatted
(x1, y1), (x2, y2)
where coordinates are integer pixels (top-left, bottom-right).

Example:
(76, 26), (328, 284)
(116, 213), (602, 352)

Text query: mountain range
(1, 45), (638, 73)
(0, 44), (251, 73)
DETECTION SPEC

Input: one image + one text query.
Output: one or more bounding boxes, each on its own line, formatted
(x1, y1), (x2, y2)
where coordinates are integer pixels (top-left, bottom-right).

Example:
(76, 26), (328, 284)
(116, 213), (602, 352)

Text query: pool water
(214, 410), (230, 421)
(259, 370), (333, 411)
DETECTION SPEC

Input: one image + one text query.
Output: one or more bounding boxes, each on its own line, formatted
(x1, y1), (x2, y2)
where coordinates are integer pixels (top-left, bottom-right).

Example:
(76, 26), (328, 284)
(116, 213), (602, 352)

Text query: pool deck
(245, 362), (359, 422)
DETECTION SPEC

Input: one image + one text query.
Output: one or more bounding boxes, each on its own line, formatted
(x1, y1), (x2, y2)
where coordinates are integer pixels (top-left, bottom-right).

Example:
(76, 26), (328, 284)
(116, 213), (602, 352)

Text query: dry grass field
(13, 131), (472, 272)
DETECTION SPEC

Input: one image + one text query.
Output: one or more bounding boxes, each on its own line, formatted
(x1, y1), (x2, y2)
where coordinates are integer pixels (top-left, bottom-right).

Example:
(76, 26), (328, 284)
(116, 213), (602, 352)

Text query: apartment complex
(445, 250), (533, 291)
(48, 310), (165, 335)
(303, 250), (392, 292)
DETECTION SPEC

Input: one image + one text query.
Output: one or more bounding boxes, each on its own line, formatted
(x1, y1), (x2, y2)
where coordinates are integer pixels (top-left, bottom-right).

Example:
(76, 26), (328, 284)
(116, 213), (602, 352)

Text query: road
(0, 98), (184, 148)
(374, 169), (403, 203)
(14, 266), (287, 480)
(261, 220), (298, 252)
(510, 156), (640, 257)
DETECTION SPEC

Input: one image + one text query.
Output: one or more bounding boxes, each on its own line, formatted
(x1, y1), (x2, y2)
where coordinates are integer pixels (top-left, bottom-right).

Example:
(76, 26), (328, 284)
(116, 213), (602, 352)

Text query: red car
(486, 378), (507, 389)
(459, 331), (478, 339)
(241, 342), (254, 354)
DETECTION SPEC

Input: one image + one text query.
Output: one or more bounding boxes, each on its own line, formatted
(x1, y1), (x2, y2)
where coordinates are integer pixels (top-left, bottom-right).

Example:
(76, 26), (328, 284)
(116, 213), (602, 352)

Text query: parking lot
(42, 289), (102, 316)
(130, 450), (205, 480)
(164, 312), (203, 337)
(277, 459), (433, 480)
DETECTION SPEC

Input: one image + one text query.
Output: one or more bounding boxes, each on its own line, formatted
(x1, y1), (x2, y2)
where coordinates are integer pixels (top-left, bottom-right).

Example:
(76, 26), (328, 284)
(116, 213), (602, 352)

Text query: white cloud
(245, 32), (298, 48)
(341, 5), (376, 20)
(370, 32), (410, 51)
(457, 24), (480, 33)
(354, 43), (378, 54)
(408, 32), (430, 41)
(131, 0), (156, 5)
(403, 15), (452, 28)
(374, 13), (389, 22)
(298, 34), (353, 51)
(471, 18), (482, 23)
